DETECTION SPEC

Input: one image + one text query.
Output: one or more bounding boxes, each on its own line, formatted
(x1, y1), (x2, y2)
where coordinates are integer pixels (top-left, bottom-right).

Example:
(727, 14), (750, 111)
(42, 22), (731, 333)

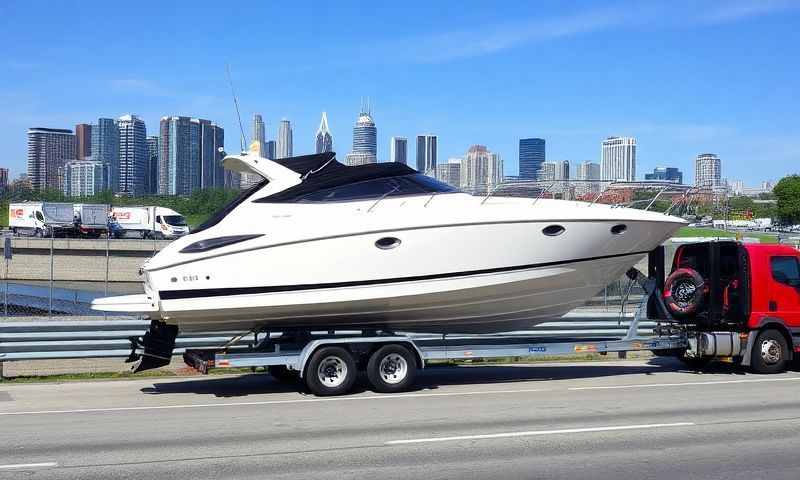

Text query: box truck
(73, 204), (109, 238)
(9, 202), (75, 237)
(109, 206), (189, 239)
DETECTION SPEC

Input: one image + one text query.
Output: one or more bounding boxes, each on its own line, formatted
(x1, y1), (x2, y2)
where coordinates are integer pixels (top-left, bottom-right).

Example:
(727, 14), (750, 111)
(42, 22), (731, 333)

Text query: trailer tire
(268, 365), (299, 384)
(305, 346), (356, 396)
(750, 329), (789, 374)
(367, 344), (417, 393)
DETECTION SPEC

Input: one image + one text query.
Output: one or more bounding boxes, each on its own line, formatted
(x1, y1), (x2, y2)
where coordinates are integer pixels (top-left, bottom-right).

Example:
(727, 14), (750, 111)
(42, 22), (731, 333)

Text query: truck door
(768, 255), (800, 327)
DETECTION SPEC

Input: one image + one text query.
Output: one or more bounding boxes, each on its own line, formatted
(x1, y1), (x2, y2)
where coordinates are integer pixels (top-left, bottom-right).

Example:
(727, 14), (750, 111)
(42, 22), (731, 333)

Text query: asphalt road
(1, 358), (800, 479)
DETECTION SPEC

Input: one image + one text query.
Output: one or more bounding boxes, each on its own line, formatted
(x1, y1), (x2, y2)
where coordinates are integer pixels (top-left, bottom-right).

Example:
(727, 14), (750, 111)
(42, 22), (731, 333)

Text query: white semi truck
(9, 202), (75, 237)
(73, 204), (109, 238)
(109, 206), (189, 239)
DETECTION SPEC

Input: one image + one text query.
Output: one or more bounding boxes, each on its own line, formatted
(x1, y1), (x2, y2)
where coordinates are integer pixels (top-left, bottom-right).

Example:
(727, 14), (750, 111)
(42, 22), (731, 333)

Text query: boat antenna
(226, 64), (247, 152)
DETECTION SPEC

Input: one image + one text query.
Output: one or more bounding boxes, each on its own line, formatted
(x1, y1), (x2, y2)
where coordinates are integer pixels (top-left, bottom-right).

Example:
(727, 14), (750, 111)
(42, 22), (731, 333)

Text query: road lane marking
(568, 376), (800, 391)
(0, 463), (58, 470)
(385, 422), (695, 445)
(0, 388), (547, 417)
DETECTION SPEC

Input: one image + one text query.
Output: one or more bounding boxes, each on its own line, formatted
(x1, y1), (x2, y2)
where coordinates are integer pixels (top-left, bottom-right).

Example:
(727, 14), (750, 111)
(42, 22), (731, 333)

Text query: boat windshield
(294, 174), (458, 203)
(192, 178), (269, 233)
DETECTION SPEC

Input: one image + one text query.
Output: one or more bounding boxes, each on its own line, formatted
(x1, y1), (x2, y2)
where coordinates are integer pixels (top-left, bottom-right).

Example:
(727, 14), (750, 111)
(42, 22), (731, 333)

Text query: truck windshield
(163, 215), (187, 226)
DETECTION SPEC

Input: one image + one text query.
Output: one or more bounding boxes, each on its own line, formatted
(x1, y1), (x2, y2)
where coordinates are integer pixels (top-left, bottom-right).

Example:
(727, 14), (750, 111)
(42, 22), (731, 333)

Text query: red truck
(659, 241), (800, 373)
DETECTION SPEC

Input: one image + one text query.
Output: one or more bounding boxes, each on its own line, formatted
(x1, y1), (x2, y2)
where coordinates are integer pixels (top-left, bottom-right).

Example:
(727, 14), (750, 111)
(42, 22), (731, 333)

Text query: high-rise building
(0, 168), (8, 192)
(62, 159), (110, 197)
(117, 114), (147, 195)
(389, 136), (408, 164)
(460, 145), (495, 193)
(555, 160), (570, 180)
(27, 127), (75, 191)
(75, 123), (92, 160)
(277, 119), (293, 158)
(345, 109), (377, 166)
(519, 138), (545, 180)
(265, 140), (276, 160)
(576, 161), (601, 196)
(436, 158), (461, 188)
(252, 114), (266, 155)
(416, 134), (437, 175)
(601, 137), (637, 181)
(193, 119), (225, 189)
(644, 167), (683, 184)
(146, 136), (159, 194)
(159, 116), (224, 195)
(489, 153), (504, 190)
(315, 112), (333, 153)
(91, 118), (119, 183)
(538, 161), (556, 181)
(695, 153), (721, 188)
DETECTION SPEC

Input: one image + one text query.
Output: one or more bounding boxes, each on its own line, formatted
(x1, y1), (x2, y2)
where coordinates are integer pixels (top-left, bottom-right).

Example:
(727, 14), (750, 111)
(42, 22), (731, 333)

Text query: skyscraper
(436, 158), (461, 188)
(75, 123), (92, 160)
(460, 145), (492, 193)
(519, 138), (545, 180)
(695, 153), (721, 188)
(555, 160), (570, 180)
(416, 134), (437, 175)
(576, 161), (601, 195)
(91, 118), (119, 187)
(489, 153), (504, 190)
(252, 114), (266, 155)
(0, 168), (7, 192)
(601, 137), (637, 182)
(117, 114), (147, 195)
(538, 161), (557, 181)
(277, 119), (293, 158)
(315, 112), (333, 153)
(27, 128), (75, 191)
(62, 160), (110, 197)
(159, 116), (224, 195)
(389, 136), (408, 164)
(264, 140), (276, 159)
(345, 109), (377, 166)
(146, 135), (159, 194)
(644, 167), (683, 184)
(159, 116), (192, 196)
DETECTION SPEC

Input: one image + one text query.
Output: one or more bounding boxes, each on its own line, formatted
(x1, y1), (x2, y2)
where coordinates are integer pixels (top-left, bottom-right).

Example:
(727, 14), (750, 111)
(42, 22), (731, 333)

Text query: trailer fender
(296, 336), (424, 378)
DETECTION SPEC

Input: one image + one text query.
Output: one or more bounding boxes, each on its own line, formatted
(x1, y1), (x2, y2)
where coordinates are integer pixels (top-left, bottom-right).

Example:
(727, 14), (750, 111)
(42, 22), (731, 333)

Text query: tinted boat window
(296, 174), (457, 203)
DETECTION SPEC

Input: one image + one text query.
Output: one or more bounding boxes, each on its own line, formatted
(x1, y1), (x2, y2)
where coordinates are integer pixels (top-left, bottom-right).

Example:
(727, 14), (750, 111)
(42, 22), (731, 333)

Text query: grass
(676, 226), (779, 244)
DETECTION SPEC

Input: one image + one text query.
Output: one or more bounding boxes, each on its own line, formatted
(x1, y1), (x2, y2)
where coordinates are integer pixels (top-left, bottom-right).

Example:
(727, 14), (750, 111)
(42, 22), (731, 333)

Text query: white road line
(0, 463), (58, 470)
(386, 422), (695, 445)
(568, 376), (800, 391)
(0, 388), (547, 417)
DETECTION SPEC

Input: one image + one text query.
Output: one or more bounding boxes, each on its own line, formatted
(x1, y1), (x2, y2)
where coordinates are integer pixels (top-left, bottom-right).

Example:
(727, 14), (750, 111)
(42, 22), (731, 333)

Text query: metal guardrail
(0, 312), (655, 377)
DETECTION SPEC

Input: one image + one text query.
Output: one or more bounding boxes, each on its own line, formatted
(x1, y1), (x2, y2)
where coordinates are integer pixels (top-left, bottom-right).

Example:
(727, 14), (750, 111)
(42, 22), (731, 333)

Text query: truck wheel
(367, 344), (417, 393)
(305, 346), (356, 396)
(750, 329), (789, 374)
(268, 365), (299, 383)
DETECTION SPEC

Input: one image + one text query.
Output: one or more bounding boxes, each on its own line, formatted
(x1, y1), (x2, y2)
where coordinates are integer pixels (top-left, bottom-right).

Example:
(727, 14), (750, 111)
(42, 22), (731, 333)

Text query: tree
(773, 175), (800, 224)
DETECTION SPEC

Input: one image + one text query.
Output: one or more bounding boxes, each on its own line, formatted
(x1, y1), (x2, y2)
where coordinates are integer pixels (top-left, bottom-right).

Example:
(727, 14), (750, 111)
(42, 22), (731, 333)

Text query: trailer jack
(127, 320), (179, 373)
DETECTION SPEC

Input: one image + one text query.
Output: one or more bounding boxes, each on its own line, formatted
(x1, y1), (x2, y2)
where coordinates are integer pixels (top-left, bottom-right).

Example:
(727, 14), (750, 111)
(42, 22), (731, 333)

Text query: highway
(1, 358), (800, 479)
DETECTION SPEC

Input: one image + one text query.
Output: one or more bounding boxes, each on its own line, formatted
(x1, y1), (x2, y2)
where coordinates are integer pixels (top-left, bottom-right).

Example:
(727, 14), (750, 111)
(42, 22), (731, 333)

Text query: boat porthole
(611, 224), (627, 235)
(375, 237), (401, 249)
(542, 225), (565, 236)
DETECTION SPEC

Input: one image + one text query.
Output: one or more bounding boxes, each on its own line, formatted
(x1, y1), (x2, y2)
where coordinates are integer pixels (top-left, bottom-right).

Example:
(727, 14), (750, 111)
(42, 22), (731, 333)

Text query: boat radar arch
(222, 140), (301, 191)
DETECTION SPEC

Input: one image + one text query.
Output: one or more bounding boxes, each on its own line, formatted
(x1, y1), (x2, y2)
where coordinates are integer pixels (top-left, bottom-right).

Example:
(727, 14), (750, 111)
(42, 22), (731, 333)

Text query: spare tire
(664, 268), (705, 316)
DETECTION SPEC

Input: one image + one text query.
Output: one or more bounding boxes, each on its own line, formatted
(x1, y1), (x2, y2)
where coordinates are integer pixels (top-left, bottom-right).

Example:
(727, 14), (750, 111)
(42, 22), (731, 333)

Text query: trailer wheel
(750, 329), (789, 374)
(268, 365), (299, 383)
(367, 344), (417, 393)
(305, 346), (356, 396)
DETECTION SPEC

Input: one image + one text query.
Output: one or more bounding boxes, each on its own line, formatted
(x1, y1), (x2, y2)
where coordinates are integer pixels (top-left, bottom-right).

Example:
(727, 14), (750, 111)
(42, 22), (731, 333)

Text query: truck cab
(664, 241), (800, 373)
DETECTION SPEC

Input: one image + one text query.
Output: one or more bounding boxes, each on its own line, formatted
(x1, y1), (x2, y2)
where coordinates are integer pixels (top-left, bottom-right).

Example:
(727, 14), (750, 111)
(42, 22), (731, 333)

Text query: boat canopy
(257, 152), (457, 203)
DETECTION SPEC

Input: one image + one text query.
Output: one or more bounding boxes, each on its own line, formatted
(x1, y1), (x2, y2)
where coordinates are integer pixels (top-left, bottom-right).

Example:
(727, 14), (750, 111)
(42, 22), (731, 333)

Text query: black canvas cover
(257, 152), (419, 202)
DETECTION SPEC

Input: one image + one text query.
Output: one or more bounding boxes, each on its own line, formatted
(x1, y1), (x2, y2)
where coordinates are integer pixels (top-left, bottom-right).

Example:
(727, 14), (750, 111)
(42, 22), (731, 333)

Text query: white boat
(93, 147), (684, 337)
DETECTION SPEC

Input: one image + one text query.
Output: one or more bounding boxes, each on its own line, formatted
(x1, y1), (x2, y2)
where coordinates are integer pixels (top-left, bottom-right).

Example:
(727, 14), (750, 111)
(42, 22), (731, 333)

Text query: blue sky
(1, 0), (798, 185)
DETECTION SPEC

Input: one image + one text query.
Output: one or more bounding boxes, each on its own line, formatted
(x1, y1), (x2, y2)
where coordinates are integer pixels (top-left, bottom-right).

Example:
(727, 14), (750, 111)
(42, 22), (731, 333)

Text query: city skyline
(3, 1), (798, 185)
